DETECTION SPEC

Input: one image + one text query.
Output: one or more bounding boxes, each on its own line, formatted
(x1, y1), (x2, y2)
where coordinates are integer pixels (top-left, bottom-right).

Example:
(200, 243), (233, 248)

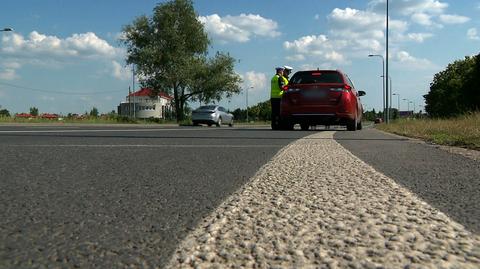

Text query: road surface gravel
(168, 131), (480, 268)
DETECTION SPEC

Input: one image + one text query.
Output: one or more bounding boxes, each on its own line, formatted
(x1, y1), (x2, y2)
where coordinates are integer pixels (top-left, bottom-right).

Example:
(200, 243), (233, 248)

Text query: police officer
(270, 67), (286, 130)
(283, 65), (293, 82)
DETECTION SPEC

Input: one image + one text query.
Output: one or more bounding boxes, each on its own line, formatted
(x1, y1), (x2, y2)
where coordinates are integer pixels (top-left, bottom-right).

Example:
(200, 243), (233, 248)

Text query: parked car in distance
(280, 69), (366, 131)
(374, 118), (383, 124)
(192, 105), (234, 127)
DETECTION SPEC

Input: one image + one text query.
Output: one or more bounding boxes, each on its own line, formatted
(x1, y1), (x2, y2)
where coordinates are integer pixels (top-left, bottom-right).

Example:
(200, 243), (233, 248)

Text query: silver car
(192, 105), (234, 127)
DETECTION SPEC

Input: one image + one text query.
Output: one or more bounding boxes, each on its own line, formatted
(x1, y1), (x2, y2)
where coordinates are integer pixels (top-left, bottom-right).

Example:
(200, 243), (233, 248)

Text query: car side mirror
(358, 91), (366, 97)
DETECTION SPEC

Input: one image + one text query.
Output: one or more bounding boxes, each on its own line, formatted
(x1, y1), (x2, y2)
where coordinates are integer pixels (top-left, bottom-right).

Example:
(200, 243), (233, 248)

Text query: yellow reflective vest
(271, 75), (288, 99)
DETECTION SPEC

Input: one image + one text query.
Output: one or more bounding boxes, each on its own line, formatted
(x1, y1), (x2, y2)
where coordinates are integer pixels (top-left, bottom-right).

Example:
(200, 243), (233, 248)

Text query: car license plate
(302, 90), (326, 98)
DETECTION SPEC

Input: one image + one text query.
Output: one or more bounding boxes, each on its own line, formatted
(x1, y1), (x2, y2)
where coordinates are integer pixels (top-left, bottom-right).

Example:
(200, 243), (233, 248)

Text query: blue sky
(0, 0), (479, 114)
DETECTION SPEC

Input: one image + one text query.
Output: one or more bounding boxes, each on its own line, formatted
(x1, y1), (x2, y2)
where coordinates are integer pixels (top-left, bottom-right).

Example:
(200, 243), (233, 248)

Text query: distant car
(192, 105), (234, 127)
(279, 69), (366, 131)
(374, 118), (383, 124)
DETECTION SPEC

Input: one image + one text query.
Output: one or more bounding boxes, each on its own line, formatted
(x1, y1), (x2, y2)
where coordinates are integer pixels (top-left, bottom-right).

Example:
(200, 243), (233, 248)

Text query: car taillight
(330, 85), (351, 92)
(282, 85), (289, 91)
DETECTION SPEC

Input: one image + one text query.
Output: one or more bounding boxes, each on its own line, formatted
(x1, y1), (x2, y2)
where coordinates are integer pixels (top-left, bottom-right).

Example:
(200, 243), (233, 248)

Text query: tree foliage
(29, 107), (39, 116)
(232, 100), (271, 122)
(0, 108), (10, 117)
(89, 107), (99, 117)
(424, 53), (480, 117)
(122, 0), (242, 122)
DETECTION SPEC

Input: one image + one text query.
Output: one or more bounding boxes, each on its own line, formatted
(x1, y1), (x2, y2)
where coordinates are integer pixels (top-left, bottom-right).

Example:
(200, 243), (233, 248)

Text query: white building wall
(119, 95), (171, 119)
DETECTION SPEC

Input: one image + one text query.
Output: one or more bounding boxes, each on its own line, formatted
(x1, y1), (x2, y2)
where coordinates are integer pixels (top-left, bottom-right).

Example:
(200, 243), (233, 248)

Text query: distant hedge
(424, 53), (480, 117)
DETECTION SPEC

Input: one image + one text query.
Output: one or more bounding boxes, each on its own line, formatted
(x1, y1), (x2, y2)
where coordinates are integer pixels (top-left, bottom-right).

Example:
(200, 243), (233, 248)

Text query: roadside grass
(0, 116), (174, 125)
(377, 113), (480, 150)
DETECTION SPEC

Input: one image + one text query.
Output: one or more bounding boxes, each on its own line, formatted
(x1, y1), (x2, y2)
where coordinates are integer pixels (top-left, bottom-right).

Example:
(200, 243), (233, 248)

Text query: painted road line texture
(167, 131), (480, 268)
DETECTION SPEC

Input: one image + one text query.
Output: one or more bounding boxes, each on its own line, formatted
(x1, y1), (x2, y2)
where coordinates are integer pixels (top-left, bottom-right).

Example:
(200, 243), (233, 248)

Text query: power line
(0, 81), (124, 95)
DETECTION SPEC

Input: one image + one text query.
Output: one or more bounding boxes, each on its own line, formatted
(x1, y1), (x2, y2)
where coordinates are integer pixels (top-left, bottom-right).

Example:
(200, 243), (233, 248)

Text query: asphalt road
(335, 128), (480, 234)
(1, 124), (478, 268)
(0, 125), (312, 268)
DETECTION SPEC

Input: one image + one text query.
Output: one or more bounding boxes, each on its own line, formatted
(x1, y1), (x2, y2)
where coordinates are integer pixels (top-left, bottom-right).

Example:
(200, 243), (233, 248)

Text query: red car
(279, 69), (366, 131)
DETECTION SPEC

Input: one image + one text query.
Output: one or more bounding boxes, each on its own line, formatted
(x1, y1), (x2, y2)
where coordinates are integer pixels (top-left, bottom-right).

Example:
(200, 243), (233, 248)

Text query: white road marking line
(0, 128), (215, 133)
(1, 144), (281, 148)
(167, 131), (480, 268)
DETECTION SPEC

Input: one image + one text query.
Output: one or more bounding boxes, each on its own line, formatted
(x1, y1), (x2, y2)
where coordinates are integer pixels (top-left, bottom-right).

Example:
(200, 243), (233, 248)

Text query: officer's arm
(278, 76), (285, 89)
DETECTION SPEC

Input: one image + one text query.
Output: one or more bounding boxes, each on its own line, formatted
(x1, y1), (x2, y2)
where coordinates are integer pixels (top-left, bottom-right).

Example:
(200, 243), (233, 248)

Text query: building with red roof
(118, 88), (173, 119)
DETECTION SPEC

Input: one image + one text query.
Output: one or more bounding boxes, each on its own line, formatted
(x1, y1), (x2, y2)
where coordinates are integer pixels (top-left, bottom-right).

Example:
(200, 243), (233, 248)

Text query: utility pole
(385, 0), (390, 124)
(246, 86), (253, 123)
(393, 93), (400, 112)
(368, 54), (385, 122)
(132, 64), (136, 119)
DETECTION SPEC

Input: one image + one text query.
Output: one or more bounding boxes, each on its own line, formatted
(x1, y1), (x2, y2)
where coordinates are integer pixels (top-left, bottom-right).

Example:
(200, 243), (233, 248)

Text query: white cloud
(1, 31), (123, 60)
(394, 50), (436, 69)
(3, 61), (21, 69)
(283, 35), (348, 64)
(405, 33), (434, 42)
(111, 61), (131, 81)
(0, 69), (17, 80)
(328, 8), (408, 50)
(285, 54), (305, 62)
(467, 28), (480, 40)
(368, 0), (448, 16)
(283, 7), (424, 67)
(314, 14), (320, 20)
(198, 14), (280, 43)
(284, 7), (441, 71)
(243, 71), (267, 91)
(411, 12), (435, 26)
(438, 14), (470, 24)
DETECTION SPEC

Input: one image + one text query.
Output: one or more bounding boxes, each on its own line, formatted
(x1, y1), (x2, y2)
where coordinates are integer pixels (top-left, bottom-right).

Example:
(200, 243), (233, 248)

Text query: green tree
(29, 107), (39, 116)
(89, 107), (99, 117)
(424, 53), (480, 117)
(122, 0), (241, 122)
(232, 108), (246, 121)
(0, 108), (10, 117)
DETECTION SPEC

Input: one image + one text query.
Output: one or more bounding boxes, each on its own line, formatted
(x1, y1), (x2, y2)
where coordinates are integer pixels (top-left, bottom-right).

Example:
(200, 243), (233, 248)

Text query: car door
(219, 107), (231, 123)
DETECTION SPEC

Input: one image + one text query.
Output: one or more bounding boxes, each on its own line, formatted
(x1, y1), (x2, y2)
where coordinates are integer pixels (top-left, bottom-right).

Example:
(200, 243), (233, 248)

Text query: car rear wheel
(228, 119), (233, 127)
(279, 119), (294, 130)
(300, 123), (310, 131)
(216, 117), (222, 127)
(357, 121), (362, 130)
(192, 121), (199, 126)
(347, 117), (357, 131)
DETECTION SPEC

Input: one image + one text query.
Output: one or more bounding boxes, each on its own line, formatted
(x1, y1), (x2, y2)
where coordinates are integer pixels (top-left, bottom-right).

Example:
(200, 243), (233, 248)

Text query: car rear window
(198, 105), (217, 110)
(289, 71), (343, 84)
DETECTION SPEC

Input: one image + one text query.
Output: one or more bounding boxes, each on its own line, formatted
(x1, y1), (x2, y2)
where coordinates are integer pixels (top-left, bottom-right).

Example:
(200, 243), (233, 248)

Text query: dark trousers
(270, 98), (281, 127)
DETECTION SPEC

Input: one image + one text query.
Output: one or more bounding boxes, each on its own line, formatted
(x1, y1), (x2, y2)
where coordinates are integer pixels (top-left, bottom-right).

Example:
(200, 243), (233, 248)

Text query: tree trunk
(173, 85), (183, 123)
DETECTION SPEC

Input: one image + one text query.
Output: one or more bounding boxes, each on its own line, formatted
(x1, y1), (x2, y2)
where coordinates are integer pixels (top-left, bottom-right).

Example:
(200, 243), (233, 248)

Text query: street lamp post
(403, 98), (410, 116)
(368, 54), (385, 122)
(381, 75), (393, 121)
(393, 93), (400, 111)
(245, 86), (253, 123)
(385, 0), (390, 123)
(389, 77), (392, 120)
